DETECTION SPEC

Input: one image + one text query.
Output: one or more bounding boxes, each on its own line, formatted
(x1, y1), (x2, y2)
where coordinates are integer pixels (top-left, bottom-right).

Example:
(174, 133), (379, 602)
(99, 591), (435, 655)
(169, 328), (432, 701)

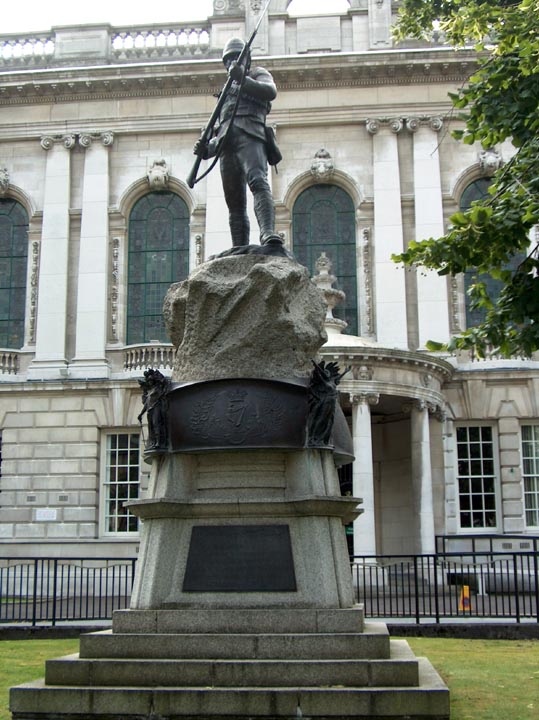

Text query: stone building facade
(0, 0), (538, 565)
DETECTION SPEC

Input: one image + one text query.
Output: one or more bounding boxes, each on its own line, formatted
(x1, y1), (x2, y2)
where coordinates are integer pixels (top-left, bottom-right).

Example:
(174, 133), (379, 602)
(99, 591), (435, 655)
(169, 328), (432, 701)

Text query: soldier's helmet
(222, 37), (245, 64)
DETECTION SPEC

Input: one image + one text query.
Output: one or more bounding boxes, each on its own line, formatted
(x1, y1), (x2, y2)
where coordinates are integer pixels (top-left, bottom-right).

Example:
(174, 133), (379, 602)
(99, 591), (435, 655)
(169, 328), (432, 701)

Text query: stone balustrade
(111, 26), (211, 62)
(0, 33), (54, 66)
(124, 343), (174, 373)
(0, 6), (448, 71)
(0, 350), (19, 375)
(0, 22), (211, 69)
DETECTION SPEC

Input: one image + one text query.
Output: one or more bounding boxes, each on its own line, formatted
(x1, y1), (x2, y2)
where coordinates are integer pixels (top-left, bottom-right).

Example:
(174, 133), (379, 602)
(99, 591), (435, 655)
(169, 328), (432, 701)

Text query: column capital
(430, 402), (448, 422)
(350, 392), (379, 406)
(388, 117), (404, 134)
(101, 130), (114, 147)
(402, 399), (427, 413)
(406, 115), (443, 133)
(365, 118), (380, 135)
(78, 131), (114, 148)
(366, 117), (404, 134)
(78, 133), (93, 148)
(40, 134), (76, 151)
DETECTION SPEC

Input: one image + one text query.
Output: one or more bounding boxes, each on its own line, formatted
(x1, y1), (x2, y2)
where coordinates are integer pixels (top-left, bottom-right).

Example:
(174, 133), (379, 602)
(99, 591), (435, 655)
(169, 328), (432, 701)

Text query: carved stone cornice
(0, 48), (478, 105)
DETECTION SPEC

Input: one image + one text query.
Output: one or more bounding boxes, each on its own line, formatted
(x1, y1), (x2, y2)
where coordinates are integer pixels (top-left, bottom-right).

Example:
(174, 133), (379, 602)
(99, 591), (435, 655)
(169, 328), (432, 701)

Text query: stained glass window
(292, 185), (358, 335)
(0, 199), (29, 349)
(460, 179), (524, 328)
(127, 192), (189, 344)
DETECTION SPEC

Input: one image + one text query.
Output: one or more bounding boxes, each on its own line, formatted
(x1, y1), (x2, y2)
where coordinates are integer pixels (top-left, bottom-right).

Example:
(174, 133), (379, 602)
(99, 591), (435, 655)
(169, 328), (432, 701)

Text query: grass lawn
(0, 638), (78, 720)
(405, 637), (539, 720)
(0, 636), (538, 720)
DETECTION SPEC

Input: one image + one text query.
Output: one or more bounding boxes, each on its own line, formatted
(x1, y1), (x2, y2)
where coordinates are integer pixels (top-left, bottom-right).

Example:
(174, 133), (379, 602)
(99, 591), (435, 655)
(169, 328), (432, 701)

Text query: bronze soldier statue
(193, 37), (281, 248)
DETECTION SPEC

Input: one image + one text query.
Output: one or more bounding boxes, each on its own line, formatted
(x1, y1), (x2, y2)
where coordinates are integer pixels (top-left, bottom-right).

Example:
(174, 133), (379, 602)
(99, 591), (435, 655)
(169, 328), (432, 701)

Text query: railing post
(31, 559), (39, 627)
(513, 553), (521, 623)
(534, 539), (539, 624)
(51, 559), (58, 627)
(413, 555), (420, 624)
(432, 554), (440, 624)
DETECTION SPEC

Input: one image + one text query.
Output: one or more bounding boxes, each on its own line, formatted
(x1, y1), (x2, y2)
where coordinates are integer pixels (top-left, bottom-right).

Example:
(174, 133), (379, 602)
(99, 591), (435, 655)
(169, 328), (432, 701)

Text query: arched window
(461, 178), (524, 328)
(292, 185), (358, 335)
(127, 191), (189, 344)
(0, 199), (29, 349)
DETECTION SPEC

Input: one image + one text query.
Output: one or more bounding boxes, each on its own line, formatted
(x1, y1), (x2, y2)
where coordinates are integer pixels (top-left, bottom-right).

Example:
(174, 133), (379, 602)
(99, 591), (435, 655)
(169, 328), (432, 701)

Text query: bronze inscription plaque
(183, 525), (297, 592)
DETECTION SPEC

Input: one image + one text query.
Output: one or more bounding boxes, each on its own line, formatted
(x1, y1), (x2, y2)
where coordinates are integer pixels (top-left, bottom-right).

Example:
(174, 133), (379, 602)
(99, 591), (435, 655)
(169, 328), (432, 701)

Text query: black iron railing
(0, 557), (136, 626)
(1, 548), (537, 625)
(352, 550), (538, 623)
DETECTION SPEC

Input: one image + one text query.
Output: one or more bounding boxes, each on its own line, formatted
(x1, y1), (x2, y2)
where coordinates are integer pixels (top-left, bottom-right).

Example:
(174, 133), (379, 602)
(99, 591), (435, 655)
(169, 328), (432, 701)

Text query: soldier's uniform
(215, 41), (278, 246)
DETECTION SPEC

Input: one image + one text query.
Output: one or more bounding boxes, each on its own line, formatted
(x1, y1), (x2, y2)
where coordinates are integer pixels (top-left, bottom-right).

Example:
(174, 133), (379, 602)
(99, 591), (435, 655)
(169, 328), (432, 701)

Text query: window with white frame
(521, 425), (539, 528)
(102, 432), (141, 535)
(456, 426), (498, 529)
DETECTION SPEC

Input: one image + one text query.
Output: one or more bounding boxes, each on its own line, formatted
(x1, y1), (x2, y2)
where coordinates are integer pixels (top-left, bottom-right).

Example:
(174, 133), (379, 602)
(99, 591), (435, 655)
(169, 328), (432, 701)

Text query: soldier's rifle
(187, 0), (272, 189)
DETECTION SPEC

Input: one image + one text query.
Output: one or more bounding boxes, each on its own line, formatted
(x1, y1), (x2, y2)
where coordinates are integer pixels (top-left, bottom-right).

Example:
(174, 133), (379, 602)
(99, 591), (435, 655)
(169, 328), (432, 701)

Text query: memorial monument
(10, 4), (449, 718)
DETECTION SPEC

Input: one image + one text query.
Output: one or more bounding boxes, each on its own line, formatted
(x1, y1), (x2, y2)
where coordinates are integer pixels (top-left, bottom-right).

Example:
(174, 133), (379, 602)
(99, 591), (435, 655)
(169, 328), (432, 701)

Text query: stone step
(46, 640), (418, 688)
(112, 606), (365, 634)
(11, 658), (449, 720)
(79, 622), (390, 661)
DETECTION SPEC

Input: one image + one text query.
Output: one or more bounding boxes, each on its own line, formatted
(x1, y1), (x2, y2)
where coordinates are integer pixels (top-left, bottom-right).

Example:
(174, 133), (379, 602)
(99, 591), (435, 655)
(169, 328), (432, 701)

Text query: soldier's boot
(229, 211), (250, 247)
(253, 188), (279, 244)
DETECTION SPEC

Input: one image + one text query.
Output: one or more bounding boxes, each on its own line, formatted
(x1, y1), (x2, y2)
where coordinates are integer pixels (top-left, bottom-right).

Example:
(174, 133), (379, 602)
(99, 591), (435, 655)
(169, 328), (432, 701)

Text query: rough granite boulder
(163, 255), (327, 382)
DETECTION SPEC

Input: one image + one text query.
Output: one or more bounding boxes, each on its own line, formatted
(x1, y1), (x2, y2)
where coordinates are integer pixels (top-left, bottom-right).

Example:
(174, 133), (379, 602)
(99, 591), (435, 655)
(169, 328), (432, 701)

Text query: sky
(2, 0), (348, 35)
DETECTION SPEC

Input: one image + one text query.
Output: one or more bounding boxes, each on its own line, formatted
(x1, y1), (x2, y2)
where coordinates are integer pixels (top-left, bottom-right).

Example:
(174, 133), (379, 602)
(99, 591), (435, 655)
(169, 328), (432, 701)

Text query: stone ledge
(45, 643), (419, 688)
(79, 623), (391, 660)
(112, 606), (365, 634)
(128, 496), (362, 523)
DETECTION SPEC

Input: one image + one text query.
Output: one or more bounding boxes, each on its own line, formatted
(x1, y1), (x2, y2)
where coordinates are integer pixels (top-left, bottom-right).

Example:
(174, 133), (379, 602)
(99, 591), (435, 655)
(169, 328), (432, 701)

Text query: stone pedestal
(11, 255), (449, 720)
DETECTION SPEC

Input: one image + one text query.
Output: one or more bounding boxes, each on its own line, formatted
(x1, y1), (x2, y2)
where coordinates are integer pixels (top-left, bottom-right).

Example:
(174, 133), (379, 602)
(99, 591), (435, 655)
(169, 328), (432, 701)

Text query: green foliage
(393, 0), (539, 357)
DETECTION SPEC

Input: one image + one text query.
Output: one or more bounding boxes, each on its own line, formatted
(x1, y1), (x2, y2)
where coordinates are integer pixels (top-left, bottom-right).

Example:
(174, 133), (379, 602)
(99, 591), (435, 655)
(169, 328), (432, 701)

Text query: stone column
(28, 135), (74, 379)
(408, 117), (450, 348)
(350, 392), (379, 557)
(409, 400), (436, 554)
(367, 118), (408, 348)
(71, 132), (113, 378)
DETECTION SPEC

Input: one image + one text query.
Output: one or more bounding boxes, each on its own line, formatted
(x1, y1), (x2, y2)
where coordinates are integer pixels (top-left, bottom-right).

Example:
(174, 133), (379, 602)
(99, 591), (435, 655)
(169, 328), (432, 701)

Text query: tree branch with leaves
(393, 0), (539, 357)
